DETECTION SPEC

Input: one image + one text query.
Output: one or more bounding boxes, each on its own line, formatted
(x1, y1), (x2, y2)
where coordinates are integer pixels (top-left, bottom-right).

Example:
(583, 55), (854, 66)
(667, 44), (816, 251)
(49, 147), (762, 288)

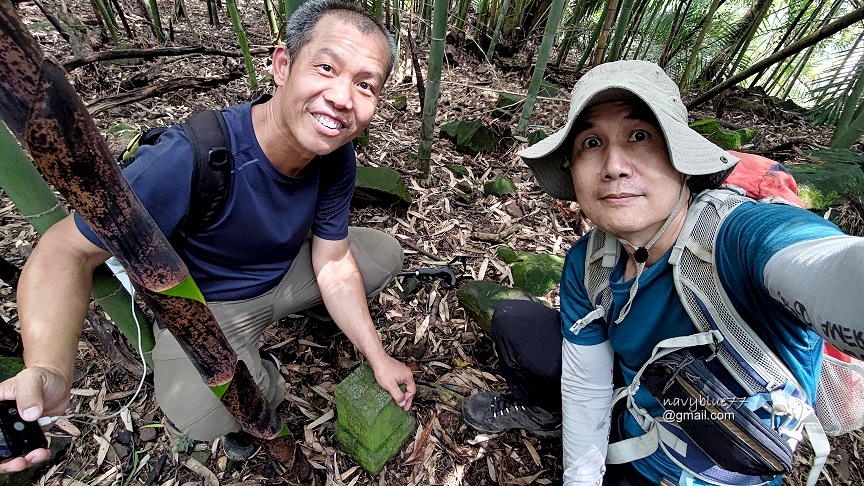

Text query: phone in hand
(0, 400), (48, 459)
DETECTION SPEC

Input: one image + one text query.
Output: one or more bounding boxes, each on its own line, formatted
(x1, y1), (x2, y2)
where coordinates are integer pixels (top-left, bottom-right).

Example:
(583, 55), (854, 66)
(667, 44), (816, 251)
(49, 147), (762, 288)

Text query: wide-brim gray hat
(518, 60), (739, 201)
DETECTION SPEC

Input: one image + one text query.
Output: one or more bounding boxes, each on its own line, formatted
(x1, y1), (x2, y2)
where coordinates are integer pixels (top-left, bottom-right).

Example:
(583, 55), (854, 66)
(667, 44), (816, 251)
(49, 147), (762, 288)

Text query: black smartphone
(0, 400), (48, 459)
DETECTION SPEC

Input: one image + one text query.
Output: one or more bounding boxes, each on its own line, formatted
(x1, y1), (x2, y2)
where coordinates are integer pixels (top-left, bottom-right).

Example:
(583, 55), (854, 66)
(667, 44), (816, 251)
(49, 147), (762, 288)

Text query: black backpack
(119, 109), (232, 235)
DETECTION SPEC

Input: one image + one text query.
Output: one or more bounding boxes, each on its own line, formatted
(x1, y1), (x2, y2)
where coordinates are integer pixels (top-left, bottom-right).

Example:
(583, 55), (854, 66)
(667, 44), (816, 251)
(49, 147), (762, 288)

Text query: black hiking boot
(223, 430), (260, 461)
(462, 392), (561, 437)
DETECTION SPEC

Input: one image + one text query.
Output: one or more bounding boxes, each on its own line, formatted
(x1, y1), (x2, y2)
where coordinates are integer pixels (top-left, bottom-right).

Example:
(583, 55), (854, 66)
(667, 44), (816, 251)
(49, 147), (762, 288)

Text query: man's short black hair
(284, 0), (396, 81)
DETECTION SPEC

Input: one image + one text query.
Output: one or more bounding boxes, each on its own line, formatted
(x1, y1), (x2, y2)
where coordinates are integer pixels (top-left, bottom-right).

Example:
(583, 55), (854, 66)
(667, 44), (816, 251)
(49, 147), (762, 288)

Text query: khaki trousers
(152, 228), (404, 440)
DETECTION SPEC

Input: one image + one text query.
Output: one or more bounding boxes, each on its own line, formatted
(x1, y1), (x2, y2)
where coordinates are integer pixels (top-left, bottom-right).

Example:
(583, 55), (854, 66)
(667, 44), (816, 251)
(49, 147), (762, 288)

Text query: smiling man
(462, 60), (864, 485)
(0, 0), (413, 471)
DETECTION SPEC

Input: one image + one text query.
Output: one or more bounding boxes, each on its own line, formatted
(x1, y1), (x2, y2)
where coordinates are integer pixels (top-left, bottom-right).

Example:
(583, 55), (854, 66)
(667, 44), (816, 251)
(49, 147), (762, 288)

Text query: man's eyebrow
(625, 106), (659, 125)
(316, 47), (384, 85)
(570, 119), (593, 136)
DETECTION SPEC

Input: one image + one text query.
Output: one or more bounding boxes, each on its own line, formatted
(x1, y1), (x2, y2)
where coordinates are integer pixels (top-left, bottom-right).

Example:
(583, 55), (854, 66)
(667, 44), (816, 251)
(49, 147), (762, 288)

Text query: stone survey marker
(334, 362), (416, 475)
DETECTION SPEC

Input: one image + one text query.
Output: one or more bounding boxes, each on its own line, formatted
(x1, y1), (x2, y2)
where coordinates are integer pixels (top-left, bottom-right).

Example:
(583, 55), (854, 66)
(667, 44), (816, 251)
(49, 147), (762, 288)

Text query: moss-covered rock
(786, 162), (864, 210)
(353, 166), (411, 207)
(496, 246), (564, 296)
(456, 281), (545, 333)
(334, 363), (415, 475)
(689, 118), (754, 150)
(483, 174), (516, 196)
(440, 120), (495, 154)
(804, 148), (864, 169)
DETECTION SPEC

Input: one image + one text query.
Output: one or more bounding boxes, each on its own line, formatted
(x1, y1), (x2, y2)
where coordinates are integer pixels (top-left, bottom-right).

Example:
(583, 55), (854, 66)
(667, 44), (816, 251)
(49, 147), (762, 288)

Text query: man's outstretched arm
(0, 216), (109, 472)
(311, 235), (415, 410)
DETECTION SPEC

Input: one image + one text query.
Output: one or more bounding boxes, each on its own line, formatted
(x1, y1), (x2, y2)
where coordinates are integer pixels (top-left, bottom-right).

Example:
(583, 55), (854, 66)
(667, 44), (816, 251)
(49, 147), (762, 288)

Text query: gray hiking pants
(152, 227), (404, 440)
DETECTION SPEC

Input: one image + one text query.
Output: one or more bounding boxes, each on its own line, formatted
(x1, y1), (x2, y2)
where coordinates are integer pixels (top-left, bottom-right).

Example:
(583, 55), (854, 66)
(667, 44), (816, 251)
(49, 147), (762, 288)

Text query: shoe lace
(490, 394), (525, 418)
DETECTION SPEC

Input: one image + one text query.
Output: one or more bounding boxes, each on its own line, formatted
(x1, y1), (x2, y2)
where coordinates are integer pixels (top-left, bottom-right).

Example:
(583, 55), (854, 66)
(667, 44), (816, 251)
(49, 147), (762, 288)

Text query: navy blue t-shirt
(76, 99), (355, 301)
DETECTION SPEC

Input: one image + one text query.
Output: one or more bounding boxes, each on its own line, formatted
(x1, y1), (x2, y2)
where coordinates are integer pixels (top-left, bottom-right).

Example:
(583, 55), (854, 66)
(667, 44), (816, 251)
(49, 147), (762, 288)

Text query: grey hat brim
(518, 61), (739, 201)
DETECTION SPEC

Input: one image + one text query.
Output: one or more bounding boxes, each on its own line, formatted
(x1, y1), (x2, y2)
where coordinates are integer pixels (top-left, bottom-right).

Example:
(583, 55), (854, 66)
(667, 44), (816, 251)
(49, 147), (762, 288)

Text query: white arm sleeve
(562, 339), (614, 485)
(763, 235), (864, 356)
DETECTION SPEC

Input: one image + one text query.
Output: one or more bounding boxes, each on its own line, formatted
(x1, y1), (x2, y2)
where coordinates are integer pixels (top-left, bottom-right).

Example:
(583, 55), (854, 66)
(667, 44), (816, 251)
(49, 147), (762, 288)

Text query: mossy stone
(496, 246), (564, 296)
(334, 363), (415, 475)
(787, 162), (864, 210)
(439, 120), (495, 154)
(483, 174), (516, 196)
(456, 280), (546, 333)
(353, 166), (411, 207)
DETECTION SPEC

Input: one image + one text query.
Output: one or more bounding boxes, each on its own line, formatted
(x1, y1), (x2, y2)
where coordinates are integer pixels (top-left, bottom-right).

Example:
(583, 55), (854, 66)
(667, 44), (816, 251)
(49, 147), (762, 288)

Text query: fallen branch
(86, 74), (241, 115)
(472, 224), (522, 243)
(396, 234), (449, 263)
(63, 45), (274, 71)
(687, 6), (864, 110)
(415, 381), (465, 409)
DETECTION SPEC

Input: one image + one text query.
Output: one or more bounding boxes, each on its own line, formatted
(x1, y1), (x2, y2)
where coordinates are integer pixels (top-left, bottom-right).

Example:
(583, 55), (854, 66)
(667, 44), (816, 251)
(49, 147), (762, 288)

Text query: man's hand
(0, 367), (71, 473)
(369, 355), (415, 411)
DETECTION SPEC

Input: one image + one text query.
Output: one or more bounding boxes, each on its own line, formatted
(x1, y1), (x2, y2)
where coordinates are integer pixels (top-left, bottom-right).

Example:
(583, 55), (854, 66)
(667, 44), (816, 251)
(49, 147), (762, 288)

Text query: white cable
(40, 276), (149, 426)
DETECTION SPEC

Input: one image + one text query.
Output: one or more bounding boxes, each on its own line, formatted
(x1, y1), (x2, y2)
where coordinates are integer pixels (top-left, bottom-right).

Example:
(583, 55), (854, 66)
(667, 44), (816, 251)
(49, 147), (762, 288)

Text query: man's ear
(272, 45), (291, 85)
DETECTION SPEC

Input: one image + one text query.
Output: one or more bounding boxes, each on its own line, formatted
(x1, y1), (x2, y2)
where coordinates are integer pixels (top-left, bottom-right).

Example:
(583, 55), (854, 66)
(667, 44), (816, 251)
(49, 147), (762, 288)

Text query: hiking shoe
(462, 392), (561, 437)
(223, 430), (260, 461)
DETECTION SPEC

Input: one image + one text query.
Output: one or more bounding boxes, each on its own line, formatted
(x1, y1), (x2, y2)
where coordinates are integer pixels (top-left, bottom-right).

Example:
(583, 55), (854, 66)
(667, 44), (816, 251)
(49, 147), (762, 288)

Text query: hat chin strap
(613, 180), (688, 324)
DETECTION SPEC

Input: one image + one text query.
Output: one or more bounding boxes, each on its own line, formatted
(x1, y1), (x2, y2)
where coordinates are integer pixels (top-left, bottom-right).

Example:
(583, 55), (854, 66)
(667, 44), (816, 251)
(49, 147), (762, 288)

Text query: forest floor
(1, 0), (863, 485)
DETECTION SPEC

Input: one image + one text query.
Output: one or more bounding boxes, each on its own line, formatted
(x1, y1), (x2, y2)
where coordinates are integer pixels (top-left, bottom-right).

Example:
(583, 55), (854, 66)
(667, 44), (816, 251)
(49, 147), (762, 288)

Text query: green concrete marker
(334, 362), (415, 475)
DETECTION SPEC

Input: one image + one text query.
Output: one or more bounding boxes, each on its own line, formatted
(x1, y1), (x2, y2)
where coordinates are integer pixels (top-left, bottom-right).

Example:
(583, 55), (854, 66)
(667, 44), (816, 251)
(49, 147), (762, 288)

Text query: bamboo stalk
(0, 121), (155, 366)
(0, 0), (309, 477)
(416, 0), (448, 180)
(517, 0), (566, 134)
(225, 0), (258, 90)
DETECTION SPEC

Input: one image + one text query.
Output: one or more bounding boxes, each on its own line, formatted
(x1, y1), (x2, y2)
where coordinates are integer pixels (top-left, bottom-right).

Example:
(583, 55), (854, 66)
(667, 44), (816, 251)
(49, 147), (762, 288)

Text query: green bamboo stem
(486, 0), (511, 61)
(474, 0), (489, 41)
(92, 0), (119, 43)
(679, 0), (720, 90)
(517, 0), (566, 134)
(225, 0), (258, 90)
(605, 0), (634, 62)
(576, 5), (607, 71)
(147, 0), (164, 42)
(263, 0), (279, 41)
(416, 0), (448, 180)
(0, 0), (308, 476)
(0, 122), (155, 366)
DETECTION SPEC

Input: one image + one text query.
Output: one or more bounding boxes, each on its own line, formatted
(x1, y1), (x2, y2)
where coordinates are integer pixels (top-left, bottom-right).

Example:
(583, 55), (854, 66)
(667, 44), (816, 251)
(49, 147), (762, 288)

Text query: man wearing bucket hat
(461, 60), (864, 485)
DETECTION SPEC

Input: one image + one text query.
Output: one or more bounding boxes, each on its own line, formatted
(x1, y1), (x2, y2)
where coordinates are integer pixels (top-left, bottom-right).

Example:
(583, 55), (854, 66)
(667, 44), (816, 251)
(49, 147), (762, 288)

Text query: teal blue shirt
(560, 198), (843, 483)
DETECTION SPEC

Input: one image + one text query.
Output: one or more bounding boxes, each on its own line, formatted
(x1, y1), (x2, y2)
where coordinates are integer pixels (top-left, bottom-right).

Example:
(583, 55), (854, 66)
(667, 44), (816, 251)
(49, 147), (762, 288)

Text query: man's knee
(491, 300), (553, 339)
(348, 227), (404, 293)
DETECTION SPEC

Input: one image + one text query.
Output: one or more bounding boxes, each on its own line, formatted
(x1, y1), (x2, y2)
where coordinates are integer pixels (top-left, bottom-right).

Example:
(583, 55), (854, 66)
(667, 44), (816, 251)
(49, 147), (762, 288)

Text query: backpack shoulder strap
(569, 228), (619, 334)
(669, 189), (805, 398)
(179, 109), (233, 235)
